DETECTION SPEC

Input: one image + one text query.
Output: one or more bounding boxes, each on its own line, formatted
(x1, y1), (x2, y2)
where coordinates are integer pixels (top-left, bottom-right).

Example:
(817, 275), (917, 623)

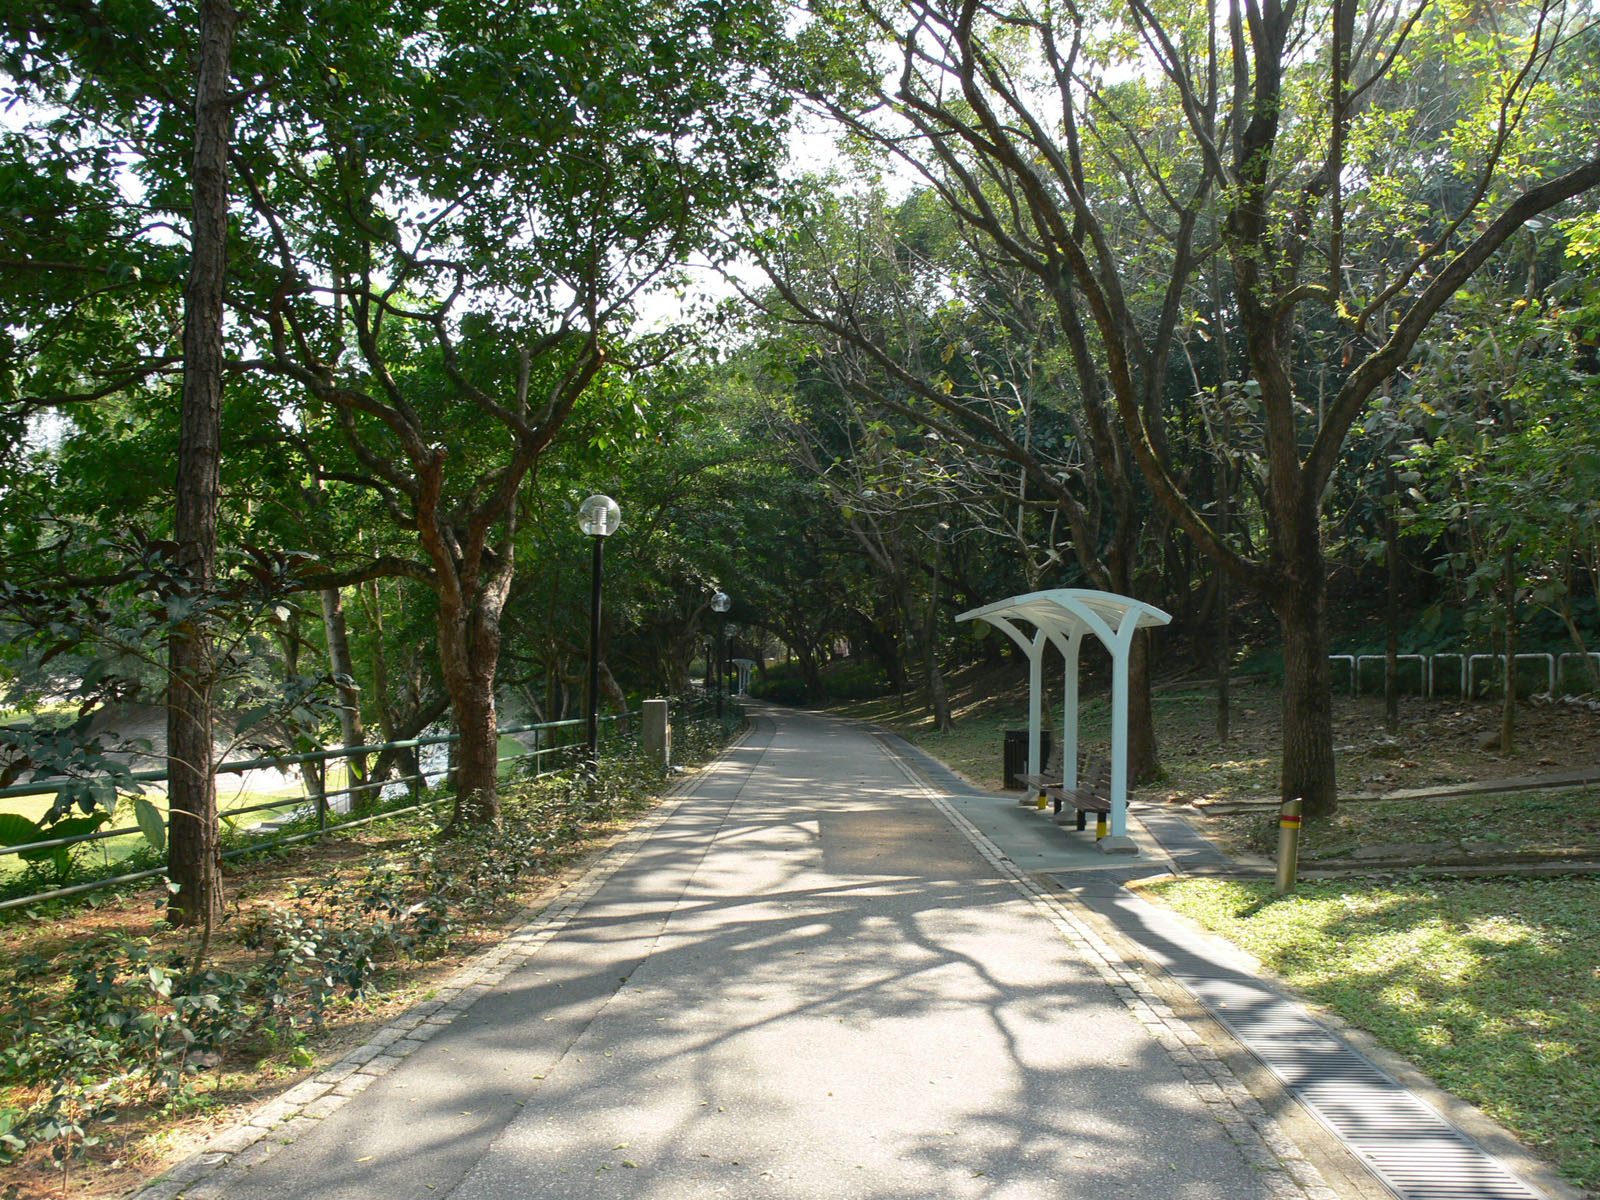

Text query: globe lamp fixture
(578, 494), (622, 538)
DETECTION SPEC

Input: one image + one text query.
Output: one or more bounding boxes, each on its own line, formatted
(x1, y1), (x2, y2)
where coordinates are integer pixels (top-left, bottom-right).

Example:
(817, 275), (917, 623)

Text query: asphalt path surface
(208, 706), (1288, 1200)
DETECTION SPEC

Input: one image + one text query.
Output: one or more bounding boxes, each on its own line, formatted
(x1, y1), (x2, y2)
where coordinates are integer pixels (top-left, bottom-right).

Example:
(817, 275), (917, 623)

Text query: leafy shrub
(750, 659), (891, 703)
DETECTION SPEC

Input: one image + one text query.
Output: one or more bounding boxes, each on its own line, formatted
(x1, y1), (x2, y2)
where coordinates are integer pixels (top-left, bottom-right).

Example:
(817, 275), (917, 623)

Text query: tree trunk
(367, 692), (449, 798)
(1105, 560), (1162, 782)
(799, 647), (824, 704)
(1215, 463), (1232, 743)
(597, 660), (628, 717)
(862, 614), (906, 698)
(1209, 249), (1233, 745)
(320, 586), (369, 808)
(1275, 542), (1338, 818)
(924, 535), (953, 733)
(1500, 543), (1517, 754)
(361, 579), (425, 799)
(1384, 465), (1401, 729)
(438, 600), (502, 829)
(277, 611), (325, 819)
(167, 0), (237, 929)
(1126, 629), (1160, 782)
(1556, 598), (1600, 693)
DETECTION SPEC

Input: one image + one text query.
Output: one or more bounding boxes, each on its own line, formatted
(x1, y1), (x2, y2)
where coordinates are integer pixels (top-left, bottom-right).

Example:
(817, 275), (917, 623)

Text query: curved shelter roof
(955, 589), (1171, 654)
(956, 589), (1172, 853)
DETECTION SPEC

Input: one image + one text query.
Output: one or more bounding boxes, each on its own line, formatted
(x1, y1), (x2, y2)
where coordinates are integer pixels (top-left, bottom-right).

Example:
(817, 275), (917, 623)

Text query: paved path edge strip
(871, 734), (1343, 1200)
(876, 727), (1586, 1200)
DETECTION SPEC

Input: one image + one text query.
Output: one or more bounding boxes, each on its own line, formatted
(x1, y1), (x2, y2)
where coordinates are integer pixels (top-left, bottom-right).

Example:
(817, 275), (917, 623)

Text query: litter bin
(1003, 729), (1051, 790)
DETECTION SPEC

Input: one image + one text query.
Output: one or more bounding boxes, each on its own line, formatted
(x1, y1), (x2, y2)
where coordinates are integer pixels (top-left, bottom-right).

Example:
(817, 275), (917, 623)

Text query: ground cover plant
(1140, 877), (1600, 1192)
(0, 718), (735, 1199)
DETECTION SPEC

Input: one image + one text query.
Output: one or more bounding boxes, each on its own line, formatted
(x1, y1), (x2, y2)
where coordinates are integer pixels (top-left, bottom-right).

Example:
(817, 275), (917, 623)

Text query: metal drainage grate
(1174, 973), (1549, 1200)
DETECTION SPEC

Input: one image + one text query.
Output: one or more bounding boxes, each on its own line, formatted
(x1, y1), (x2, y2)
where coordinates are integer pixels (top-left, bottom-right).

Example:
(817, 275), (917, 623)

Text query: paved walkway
(137, 706), (1560, 1200)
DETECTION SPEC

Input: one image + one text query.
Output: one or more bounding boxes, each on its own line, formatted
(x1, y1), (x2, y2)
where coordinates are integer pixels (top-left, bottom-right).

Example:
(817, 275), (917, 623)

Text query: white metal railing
(1328, 651), (1592, 698)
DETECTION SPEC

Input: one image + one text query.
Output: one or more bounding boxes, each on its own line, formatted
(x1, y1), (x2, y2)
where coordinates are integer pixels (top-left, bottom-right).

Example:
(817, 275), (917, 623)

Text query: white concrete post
(642, 698), (670, 770)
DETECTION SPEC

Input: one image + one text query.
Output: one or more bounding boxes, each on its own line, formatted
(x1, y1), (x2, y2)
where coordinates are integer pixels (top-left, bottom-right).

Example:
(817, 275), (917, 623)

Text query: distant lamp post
(578, 495), (622, 763)
(710, 590), (731, 718)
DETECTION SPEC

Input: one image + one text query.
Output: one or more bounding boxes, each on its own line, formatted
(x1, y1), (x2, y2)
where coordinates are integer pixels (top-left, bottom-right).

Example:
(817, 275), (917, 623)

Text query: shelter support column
(1060, 631), (1083, 789)
(1108, 648), (1129, 838)
(1098, 612), (1139, 854)
(1026, 631), (1045, 778)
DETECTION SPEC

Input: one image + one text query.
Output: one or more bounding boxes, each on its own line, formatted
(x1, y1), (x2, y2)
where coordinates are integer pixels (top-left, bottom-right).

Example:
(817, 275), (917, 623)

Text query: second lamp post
(578, 495), (621, 764)
(710, 590), (731, 718)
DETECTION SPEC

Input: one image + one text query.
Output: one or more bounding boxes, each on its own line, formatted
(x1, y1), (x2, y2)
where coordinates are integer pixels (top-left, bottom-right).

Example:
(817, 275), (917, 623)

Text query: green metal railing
(0, 709), (650, 911)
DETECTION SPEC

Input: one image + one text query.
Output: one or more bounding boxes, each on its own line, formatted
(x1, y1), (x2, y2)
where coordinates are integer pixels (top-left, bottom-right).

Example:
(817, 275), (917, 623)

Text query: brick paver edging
(128, 751), (739, 1200)
(893, 758), (1343, 1200)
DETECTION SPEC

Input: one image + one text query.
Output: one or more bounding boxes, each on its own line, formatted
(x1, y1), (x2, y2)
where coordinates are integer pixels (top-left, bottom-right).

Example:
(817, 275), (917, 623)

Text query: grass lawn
(1, 781), (307, 886)
(0, 759), (380, 886)
(1142, 875), (1600, 1192)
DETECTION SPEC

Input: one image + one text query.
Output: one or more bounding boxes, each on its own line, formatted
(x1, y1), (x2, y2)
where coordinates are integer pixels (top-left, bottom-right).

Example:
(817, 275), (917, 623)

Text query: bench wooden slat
(1038, 759), (1120, 833)
(1014, 741), (1064, 794)
(1017, 744), (1092, 794)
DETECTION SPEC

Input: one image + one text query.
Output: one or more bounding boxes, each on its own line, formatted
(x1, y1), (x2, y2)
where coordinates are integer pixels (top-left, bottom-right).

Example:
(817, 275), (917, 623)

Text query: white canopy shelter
(956, 589), (1172, 847)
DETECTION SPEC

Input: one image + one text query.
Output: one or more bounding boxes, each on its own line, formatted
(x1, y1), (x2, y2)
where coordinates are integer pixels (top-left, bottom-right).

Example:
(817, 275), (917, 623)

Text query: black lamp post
(710, 590), (731, 719)
(578, 494), (621, 763)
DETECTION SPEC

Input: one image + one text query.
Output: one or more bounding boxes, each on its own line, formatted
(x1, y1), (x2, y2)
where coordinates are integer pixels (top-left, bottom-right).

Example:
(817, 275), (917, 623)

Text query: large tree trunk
(438, 599), (502, 829)
(924, 536), (953, 733)
(1105, 535), (1162, 784)
(861, 612), (907, 698)
(1215, 464), (1232, 743)
(799, 647), (825, 704)
(167, 0), (237, 929)
(1274, 531), (1338, 818)
(1127, 629), (1159, 782)
(1385, 466), (1401, 730)
(1500, 544), (1517, 754)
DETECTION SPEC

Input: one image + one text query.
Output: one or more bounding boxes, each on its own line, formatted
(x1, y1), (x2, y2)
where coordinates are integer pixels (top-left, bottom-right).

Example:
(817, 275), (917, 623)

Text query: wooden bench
(1016, 744), (1088, 808)
(1015, 742), (1063, 805)
(1043, 759), (1115, 836)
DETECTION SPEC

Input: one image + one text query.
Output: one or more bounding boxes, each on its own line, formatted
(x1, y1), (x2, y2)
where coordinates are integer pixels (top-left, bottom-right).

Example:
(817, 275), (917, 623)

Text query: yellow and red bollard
(1275, 797), (1302, 895)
